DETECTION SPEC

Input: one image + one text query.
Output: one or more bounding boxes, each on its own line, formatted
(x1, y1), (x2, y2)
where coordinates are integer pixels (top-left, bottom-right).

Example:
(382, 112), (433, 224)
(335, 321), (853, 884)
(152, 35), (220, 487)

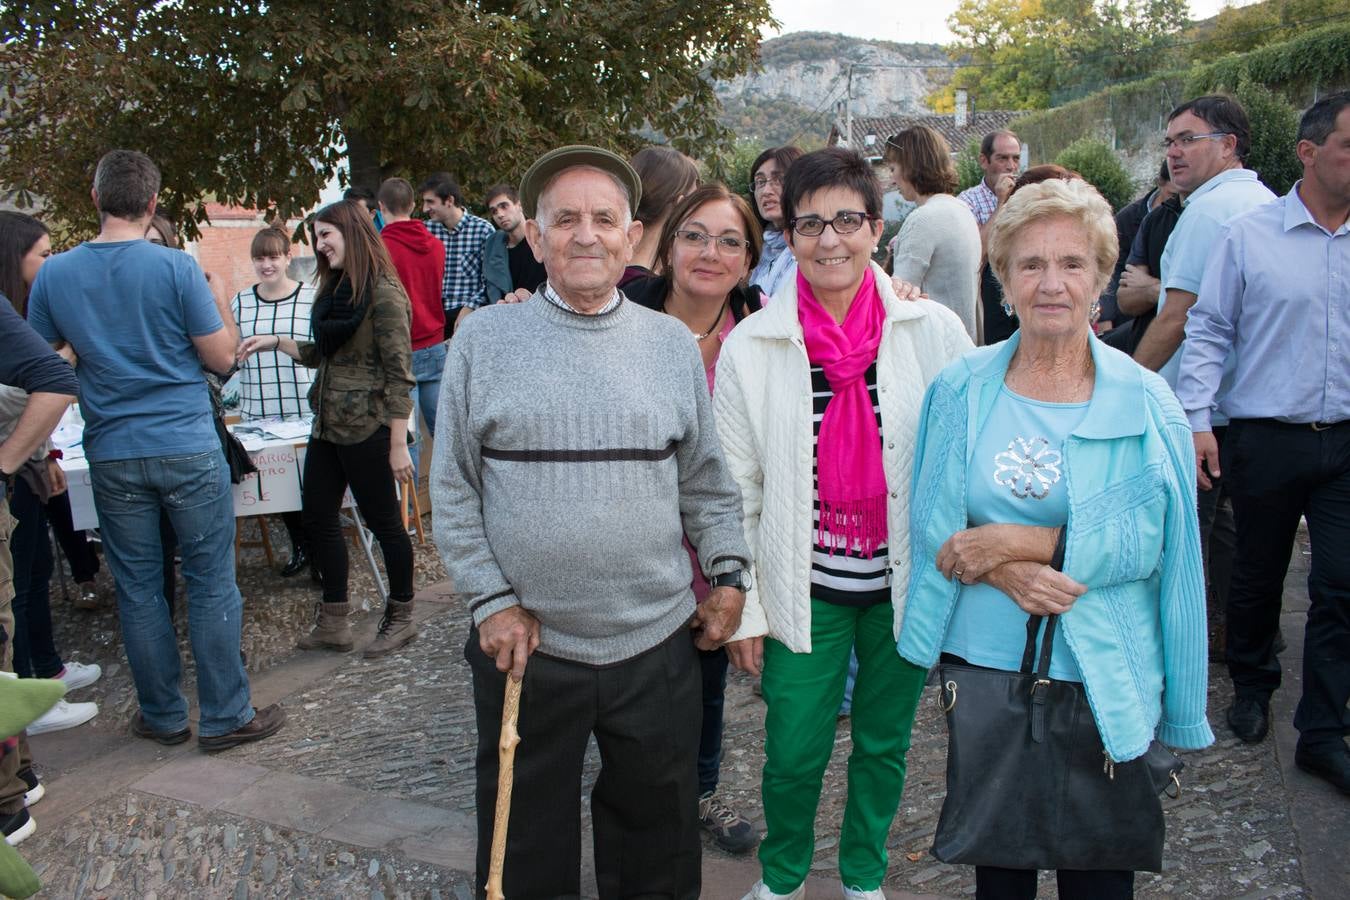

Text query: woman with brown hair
(239, 200), (416, 658)
(885, 125), (982, 341)
(624, 182), (765, 853)
(623, 145), (701, 284)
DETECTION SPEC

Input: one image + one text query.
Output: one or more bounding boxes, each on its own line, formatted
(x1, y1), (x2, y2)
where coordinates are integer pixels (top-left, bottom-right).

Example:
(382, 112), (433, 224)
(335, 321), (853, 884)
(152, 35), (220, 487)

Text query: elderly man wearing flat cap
(431, 145), (752, 898)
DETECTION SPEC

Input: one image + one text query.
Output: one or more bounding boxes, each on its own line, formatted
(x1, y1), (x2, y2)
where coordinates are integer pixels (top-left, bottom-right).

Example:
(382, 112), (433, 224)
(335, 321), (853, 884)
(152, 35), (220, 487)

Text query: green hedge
(1011, 22), (1350, 164)
(1054, 139), (1135, 211)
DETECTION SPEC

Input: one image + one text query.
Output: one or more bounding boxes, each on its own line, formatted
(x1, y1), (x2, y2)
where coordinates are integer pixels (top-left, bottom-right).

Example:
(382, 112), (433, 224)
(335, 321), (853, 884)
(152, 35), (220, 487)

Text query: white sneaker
(742, 880), (806, 900)
(842, 886), (886, 900)
(27, 699), (99, 735)
(18, 768), (43, 807)
(54, 661), (102, 692)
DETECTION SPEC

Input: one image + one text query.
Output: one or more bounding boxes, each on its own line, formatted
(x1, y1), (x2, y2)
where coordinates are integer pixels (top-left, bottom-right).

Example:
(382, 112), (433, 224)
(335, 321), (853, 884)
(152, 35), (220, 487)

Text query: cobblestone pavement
(16, 519), (1347, 898)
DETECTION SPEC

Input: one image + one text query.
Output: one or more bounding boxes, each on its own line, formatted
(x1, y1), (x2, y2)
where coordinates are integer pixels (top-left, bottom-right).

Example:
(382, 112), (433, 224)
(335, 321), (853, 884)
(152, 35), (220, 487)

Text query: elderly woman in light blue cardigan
(898, 177), (1213, 900)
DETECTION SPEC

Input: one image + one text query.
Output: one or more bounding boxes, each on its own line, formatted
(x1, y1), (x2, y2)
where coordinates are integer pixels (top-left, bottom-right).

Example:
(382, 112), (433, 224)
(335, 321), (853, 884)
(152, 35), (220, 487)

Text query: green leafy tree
(931, 0), (1190, 111)
(0, 1), (774, 236)
(1192, 0), (1349, 59)
(1053, 138), (1135, 210)
(956, 138), (985, 192)
(1233, 79), (1302, 196)
(704, 138), (763, 204)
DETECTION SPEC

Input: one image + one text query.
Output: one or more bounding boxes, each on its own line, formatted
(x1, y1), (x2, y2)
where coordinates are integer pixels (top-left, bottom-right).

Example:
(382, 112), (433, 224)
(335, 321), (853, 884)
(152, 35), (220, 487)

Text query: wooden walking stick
(485, 676), (523, 900)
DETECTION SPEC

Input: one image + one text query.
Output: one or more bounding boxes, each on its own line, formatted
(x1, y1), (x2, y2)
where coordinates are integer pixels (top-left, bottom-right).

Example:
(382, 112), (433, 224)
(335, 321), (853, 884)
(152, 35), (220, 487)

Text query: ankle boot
(296, 602), (353, 651)
(363, 598), (417, 659)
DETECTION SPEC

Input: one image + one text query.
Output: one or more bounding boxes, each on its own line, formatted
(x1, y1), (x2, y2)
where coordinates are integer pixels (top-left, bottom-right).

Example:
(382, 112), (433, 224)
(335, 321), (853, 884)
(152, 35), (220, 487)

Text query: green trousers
(759, 599), (926, 892)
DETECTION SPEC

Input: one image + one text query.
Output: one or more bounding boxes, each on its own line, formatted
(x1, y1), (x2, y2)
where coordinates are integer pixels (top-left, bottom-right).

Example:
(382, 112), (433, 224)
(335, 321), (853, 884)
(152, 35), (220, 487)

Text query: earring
(1001, 300), (1016, 319)
(1090, 299), (1102, 324)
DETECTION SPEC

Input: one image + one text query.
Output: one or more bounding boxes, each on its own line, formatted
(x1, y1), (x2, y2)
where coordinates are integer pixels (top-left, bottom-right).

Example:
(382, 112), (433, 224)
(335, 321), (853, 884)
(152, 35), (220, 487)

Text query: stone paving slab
(219, 770), (366, 834)
(132, 756), (271, 810)
(319, 795), (473, 851)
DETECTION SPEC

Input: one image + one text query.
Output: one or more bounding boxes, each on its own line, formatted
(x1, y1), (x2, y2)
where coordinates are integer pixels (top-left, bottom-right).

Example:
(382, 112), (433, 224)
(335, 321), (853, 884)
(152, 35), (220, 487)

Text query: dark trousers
(302, 428), (413, 604)
(466, 625), (702, 900)
(698, 646), (728, 795)
(45, 490), (100, 584)
(280, 510), (305, 554)
(976, 866), (1134, 899)
(8, 477), (62, 679)
(1198, 426), (1236, 613)
(1223, 418), (1350, 747)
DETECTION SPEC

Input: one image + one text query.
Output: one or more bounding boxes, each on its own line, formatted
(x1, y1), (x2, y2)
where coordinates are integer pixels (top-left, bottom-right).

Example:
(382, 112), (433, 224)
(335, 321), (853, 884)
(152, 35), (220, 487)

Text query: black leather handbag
(931, 614), (1183, 873)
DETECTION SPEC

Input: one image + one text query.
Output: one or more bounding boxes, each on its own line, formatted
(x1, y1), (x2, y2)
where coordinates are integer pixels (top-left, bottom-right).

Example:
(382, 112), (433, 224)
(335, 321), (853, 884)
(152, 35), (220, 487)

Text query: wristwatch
(710, 568), (753, 592)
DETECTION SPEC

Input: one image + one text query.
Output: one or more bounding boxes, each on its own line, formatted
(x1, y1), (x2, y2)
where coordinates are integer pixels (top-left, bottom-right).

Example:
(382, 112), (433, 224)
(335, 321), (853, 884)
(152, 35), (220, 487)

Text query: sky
(767, 0), (1246, 46)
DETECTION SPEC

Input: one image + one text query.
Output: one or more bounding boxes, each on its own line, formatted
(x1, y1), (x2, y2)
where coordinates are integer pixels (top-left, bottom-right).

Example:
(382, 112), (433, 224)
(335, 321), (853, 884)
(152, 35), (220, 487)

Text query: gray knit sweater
(430, 292), (751, 665)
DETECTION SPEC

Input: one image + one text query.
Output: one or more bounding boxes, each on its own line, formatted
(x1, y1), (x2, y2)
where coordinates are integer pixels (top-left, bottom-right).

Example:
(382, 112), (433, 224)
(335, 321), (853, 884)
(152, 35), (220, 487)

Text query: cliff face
(716, 32), (950, 143)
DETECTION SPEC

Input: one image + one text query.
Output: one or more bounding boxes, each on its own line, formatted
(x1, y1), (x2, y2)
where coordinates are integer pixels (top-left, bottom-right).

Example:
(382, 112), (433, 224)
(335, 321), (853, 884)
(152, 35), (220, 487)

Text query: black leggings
(302, 427), (413, 605)
(976, 866), (1134, 900)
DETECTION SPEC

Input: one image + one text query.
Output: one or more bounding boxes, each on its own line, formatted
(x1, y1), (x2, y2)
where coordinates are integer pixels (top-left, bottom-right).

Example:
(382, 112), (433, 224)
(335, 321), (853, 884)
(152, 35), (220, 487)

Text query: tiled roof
(830, 110), (1021, 156)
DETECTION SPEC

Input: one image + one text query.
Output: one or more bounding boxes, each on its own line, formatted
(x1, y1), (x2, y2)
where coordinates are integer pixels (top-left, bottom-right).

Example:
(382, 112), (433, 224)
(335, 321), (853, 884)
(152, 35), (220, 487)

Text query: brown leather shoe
(130, 713), (191, 746)
(197, 704), (286, 752)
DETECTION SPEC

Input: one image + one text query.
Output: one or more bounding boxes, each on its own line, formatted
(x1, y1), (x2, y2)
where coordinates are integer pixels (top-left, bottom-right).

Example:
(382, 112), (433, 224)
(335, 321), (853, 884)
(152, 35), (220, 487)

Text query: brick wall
(187, 204), (314, 300)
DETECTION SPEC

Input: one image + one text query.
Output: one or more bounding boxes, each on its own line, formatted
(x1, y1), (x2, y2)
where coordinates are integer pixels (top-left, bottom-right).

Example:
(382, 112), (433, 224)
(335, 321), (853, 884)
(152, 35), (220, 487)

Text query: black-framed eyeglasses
(1159, 132), (1230, 151)
(752, 173), (783, 191)
(788, 211), (874, 237)
(674, 229), (748, 255)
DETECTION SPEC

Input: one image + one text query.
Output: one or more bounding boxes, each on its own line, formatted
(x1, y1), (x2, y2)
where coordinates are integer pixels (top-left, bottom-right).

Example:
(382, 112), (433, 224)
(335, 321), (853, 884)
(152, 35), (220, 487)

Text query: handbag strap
(1018, 614), (1060, 675)
(1019, 615), (1042, 673)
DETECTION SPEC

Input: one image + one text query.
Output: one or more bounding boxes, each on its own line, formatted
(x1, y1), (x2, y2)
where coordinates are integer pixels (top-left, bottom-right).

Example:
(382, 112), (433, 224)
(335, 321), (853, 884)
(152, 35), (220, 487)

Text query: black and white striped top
(810, 362), (890, 607)
(232, 282), (316, 421)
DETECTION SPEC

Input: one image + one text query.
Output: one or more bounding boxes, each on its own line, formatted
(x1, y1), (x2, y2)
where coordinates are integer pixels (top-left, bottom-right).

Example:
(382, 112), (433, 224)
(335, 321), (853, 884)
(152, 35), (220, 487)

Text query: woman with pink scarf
(714, 148), (973, 900)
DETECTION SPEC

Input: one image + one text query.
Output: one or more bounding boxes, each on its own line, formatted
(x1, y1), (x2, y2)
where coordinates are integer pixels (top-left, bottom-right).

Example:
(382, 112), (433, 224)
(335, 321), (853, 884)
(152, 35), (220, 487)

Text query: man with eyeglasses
(1135, 96), (1274, 376)
(1134, 95), (1275, 694)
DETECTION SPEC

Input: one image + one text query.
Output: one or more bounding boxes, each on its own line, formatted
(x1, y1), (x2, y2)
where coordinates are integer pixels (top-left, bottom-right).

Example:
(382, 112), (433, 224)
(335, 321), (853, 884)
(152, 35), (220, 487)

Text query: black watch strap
(710, 569), (751, 591)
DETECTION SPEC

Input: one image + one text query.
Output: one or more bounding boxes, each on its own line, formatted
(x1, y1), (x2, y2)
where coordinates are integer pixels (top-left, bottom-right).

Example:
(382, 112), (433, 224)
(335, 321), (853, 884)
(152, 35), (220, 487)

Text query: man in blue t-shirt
(26, 150), (285, 751)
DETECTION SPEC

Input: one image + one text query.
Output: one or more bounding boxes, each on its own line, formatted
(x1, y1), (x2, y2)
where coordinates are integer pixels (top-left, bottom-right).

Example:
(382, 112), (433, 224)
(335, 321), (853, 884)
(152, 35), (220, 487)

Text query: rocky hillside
(716, 32), (950, 145)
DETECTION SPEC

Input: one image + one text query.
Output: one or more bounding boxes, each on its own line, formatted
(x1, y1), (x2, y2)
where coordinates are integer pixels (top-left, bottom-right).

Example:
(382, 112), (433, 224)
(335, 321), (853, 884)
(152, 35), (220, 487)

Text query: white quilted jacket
(713, 263), (974, 652)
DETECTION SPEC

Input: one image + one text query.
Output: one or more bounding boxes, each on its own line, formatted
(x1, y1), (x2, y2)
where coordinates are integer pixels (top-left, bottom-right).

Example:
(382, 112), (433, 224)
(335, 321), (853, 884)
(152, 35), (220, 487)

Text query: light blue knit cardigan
(897, 332), (1216, 762)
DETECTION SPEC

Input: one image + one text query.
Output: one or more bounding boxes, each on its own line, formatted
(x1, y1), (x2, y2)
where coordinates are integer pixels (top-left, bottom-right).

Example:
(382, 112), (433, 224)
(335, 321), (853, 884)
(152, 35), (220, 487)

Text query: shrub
(956, 138), (984, 193)
(1053, 138), (1135, 210)
(1234, 78), (1301, 196)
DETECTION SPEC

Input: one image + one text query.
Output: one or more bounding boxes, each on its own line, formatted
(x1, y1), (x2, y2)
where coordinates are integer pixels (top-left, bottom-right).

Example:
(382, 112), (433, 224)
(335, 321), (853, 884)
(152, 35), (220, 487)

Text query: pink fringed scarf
(797, 267), (888, 557)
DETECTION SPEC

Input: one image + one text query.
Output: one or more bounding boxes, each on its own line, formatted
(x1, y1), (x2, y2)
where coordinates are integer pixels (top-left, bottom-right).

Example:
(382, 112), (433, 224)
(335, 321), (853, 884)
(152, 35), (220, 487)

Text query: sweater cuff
(706, 555), (749, 578)
(1157, 718), (1215, 751)
(469, 590), (520, 627)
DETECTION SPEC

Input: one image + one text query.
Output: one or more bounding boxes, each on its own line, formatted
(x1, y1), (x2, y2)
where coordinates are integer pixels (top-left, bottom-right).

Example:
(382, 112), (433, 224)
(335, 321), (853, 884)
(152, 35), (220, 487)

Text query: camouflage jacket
(297, 274), (415, 444)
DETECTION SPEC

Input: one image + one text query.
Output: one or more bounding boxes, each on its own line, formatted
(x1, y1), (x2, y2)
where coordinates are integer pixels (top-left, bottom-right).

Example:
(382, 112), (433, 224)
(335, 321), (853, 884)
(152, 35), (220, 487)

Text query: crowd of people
(0, 87), (1345, 900)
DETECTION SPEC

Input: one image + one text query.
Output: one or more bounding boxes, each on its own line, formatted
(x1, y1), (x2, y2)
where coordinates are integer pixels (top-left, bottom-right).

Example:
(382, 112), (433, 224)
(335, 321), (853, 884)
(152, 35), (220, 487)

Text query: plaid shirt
(957, 180), (999, 225)
(426, 212), (495, 313)
(541, 282), (622, 315)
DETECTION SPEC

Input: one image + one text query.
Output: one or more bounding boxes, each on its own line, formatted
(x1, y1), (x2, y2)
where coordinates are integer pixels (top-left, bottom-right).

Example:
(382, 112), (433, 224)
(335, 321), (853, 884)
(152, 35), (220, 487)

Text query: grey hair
(535, 165), (633, 232)
(987, 178), (1118, 297)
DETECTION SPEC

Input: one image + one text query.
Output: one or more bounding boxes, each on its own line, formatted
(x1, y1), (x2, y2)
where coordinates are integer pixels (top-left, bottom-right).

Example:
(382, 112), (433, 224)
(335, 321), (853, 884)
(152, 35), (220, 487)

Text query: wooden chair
(235, 515), (276, 568)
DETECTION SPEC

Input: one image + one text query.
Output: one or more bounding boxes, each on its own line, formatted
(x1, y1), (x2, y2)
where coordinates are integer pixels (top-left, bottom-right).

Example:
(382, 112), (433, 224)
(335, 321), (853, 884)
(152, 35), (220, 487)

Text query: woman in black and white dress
(230, 225), (316, 577)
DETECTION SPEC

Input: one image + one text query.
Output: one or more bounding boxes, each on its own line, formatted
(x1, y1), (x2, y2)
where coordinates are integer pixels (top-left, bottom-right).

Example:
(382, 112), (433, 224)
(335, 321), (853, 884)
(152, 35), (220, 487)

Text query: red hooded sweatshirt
(382, 220), (446, 350)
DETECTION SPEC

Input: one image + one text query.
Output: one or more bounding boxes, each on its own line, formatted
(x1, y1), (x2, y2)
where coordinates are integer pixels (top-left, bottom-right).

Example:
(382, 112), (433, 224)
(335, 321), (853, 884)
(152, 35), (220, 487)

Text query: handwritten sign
(232, 443), (301, 514)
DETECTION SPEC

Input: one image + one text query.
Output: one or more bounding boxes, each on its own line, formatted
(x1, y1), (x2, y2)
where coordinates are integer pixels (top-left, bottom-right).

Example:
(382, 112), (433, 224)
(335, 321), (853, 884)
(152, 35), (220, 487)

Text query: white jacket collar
(750, 262), (933, 340)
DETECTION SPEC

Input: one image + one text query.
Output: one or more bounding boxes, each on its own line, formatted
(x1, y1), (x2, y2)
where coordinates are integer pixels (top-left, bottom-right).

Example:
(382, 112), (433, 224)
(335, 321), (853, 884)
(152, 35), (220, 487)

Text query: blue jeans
(90, 449), (252, 737)
(411, 342), (446, 437)
(410, 342), (447, 479)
